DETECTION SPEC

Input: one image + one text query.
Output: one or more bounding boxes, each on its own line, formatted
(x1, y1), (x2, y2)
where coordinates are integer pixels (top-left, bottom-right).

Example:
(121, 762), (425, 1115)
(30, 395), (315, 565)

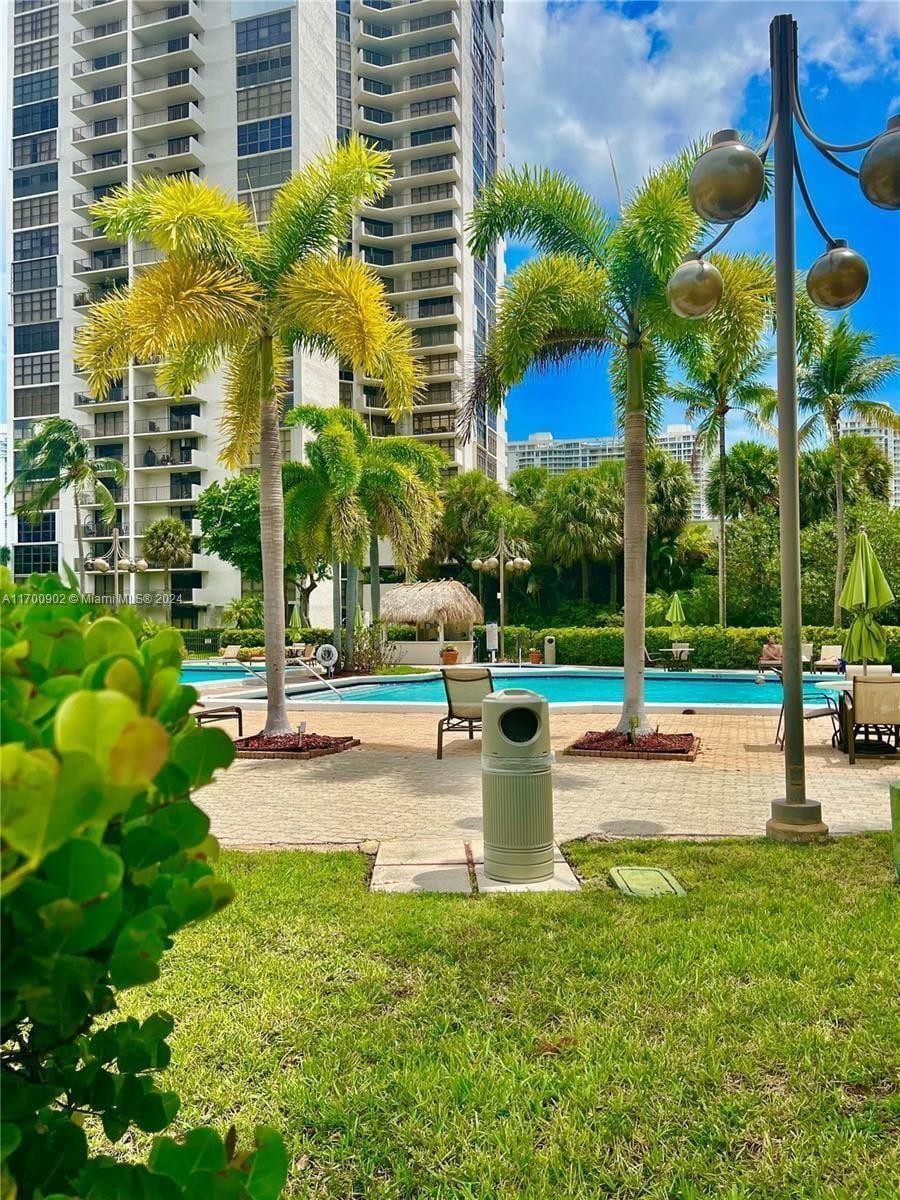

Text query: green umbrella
(839, 528), (894, 669)
(665, 592), (685, 631)
(288, 603), (303, 634)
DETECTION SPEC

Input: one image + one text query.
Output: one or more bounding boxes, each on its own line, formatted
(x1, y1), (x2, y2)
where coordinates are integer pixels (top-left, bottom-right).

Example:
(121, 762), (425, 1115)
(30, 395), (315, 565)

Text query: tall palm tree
(8, 417), (126, 590)
(468, 157), (705, 732)
(706, 441), (780, 518)
(798, 315), (899, 623)
(74, 136), (423, 734)
(142, 516), (194, 622)
(536, 470), (619, 602)
(667, 254), (778, 625)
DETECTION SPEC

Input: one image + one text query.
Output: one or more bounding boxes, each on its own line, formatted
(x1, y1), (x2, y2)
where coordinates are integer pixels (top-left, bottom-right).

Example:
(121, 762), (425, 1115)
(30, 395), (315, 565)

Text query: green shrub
(180, 627), (224, 655)
(1, 570), (287, 1200)
(220, 627), (331, 650)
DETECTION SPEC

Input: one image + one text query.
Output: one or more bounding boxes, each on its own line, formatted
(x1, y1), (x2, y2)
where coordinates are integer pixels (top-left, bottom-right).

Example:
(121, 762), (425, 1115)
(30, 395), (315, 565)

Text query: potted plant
(529, 646), (542, 665)
(440, 644), (459, 666)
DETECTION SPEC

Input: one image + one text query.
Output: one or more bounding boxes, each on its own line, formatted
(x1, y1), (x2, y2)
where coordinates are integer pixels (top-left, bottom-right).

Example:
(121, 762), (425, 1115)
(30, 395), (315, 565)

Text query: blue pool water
(293, 669), (841, 707)
(181, 665), (255, 684)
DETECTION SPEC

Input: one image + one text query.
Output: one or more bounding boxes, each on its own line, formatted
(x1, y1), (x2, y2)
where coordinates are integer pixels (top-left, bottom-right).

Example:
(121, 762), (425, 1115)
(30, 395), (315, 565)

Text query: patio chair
(193, 700), (243, 737)
(437, 667), (493, 759)
(759, 642), (783, 670)
(220, 644), (241, 662)
(801, 642), (813, 669)
(845, 664), (892, 679)
(669, 642), (693, 671)
(644, 647), (662, 667)
(814, 644), (843, 672)
(844, 677), (900, 764)
(775, 687), (839, 748)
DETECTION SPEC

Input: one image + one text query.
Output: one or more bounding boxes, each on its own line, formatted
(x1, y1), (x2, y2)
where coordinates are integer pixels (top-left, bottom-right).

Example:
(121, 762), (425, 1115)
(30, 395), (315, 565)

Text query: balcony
(133, 414), (201, 435)
(132, 136), (202, 172)
(132, 34), (202, 73)
(133, 383), (203, 402)
(372, 242), (461, 276)
(134, 447), (208, 470)
(73, 250), (129, 279)
(72, 149), (127, 186)
(79, 520), (129, 540)
(74, 387), (128, 408)
(72, 52), (126, 87)
(72, 115), (127, 153)
(356, 96), (460, 137)
(133, 245), (165, 268)
(72, 222), (119, 249)
(391, 155), (460, 185)
(133, 0), (202, 36)
(357, 35), (459, 78)
(73, 0), (128, 26)
(132, 101), (203, 138)
(72, 85), (126, 119)
(78, 417), (128, 440)
(72, 19), (126, 52)
(132, 67), (202, 105)
(134, 483), (201, 504)
(358, 8), (458, 52)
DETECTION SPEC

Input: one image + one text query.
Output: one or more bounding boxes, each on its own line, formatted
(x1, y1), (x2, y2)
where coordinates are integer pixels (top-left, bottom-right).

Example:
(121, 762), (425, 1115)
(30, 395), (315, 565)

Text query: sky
(499, 0), (900, 445)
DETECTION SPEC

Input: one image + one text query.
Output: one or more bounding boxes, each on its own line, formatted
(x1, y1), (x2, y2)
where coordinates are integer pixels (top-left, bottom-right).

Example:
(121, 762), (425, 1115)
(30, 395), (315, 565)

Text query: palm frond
(467, 165), (610, 262)
(218, 335), (291, 470)
(156, 338), (225, 400)
(128, 257), (261, 349)
(72, 292), (133, 398)
(611, 336), (666, 437)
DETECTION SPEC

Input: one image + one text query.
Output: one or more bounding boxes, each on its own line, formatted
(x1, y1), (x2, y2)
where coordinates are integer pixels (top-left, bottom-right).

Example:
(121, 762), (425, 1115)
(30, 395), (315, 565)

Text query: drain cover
(609, 866), (686, 897)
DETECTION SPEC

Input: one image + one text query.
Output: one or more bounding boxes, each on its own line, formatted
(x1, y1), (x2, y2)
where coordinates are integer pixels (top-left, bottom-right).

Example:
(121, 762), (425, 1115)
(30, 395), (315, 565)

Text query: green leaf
(104, 657), (145, 704)
(84, 617), (139, 661)
(122, 825), (180, 871)
(55, 690), (139, 770)
(242, 1128), (288, 1200)
(138, 1090), (180, 1134)
(150, 1128), (228, 1186)
(151, 801), (210, 851)
(171, 727), (235, 789)
(109, 718), (171, 791)
(43, 838), (123, 903)
(0, 1123), (21, 1162)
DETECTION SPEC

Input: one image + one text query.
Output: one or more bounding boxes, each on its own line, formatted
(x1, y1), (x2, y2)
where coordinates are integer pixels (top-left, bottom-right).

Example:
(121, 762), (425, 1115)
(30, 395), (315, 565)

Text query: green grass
(126, 836), (898, 1198)
(373, 664), (434, 676)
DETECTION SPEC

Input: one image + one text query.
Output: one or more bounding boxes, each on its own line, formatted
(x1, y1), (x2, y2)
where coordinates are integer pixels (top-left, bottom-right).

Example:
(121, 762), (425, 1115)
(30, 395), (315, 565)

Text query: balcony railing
(73, 52), (124, 76)
(74, 388), (127, 405)
(73, 150), (127, 174)
(74, 253), (128, 274)
(132, 136), (196, 163)
(133, 416), (197, 434)
(134, 447), (199, 468)
(135, 1), (198, 27)
(73, 116), (126, 141)
(73, 19), (124, 44)
(132, 67), (199, 95)
(133, 101), (201, 128)
(73, 85), (124, 110)
(133, 34), (197, 62)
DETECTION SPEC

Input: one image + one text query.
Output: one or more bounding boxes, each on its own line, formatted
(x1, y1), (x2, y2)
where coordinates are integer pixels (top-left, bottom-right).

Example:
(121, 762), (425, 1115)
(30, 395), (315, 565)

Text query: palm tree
(536, 470), (619, 602)
(142, 516), (193, 621)
(646, 449), (695, 594)
(8, 417), (126, 590)
(706, 441), (780, 518)
(667, 254), (778, 625)
(468, 157), (705, 732)
(74, 137), (423, 734)
(798, 315), (899, 623)
(221, 594), (264, 630)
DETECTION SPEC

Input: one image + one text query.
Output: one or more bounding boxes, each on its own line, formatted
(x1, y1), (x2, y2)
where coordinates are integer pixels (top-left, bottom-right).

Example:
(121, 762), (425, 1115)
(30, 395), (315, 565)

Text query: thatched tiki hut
(379, 580), (484, 665)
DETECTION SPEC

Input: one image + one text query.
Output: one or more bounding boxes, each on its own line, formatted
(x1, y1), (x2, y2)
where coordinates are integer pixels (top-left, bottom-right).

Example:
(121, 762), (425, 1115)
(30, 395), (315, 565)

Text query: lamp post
(471, 524), (531, 661)
(84, 527), (148, 605)
(668, 13), (898, 842)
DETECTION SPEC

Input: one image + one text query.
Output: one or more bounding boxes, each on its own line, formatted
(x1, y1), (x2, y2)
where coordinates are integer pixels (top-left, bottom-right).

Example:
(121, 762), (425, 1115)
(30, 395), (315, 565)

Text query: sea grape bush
(0, 570), (287, 1199)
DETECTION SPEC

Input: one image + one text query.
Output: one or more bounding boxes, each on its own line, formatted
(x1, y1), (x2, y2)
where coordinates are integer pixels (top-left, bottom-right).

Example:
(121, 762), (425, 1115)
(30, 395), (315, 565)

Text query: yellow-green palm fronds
(91, 174), (262, 267)
(72, 291), (134, 398)
(129, 257), (262, 349)
(156, 338), (226, 401)
(702, 252), (775, 385)
(218, 334), (291, 470)
(373, 321), (426, 420)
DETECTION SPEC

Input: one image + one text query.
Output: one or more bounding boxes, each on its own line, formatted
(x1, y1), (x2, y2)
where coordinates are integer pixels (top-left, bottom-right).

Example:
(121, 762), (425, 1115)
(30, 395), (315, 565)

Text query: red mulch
(571, 731), (696, 754)
(233, 732), (356, 753)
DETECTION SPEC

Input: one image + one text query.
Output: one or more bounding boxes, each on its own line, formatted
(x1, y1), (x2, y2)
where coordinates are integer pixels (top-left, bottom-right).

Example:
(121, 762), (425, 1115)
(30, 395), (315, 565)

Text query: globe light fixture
(483, 556), (499, 571)
(859, 114), (900, 210)
(688, 129), (765, 224)
(471, 557), (483, 571)
(95, 559), (110, 574)
(471, 526), (532, 662)
(83, 557), (96, 572)
(805, 241), (869, 310)
(135, 557), (149, 572)
(666, 254), (724, 319)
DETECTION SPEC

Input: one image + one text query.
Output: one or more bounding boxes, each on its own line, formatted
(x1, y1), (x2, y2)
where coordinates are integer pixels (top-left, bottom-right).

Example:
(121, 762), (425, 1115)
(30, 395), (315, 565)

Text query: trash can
(543, 635), (557, 666)
(481, 689), (554, 882)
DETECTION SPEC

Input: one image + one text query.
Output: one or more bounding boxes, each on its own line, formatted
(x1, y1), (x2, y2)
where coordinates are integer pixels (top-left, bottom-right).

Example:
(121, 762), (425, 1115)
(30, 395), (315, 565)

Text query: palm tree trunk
(345, 563), (359, 661)
(609, 556), (617, 607)
(580, 555), (589, 602)
(257, 335), (291, 736)
(74, 491), (86, 592)
(617, 340), (651, 736)
(832, 422), (846, 627)
(718, 414), (727, 627)
(332, 559), (342, 654)
(369, 535), (381, 620)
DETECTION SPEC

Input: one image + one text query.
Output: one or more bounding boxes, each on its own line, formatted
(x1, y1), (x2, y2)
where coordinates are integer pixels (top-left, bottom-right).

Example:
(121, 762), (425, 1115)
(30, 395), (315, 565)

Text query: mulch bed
(234, 732), (360, 760)
(563, 731), (700, 762)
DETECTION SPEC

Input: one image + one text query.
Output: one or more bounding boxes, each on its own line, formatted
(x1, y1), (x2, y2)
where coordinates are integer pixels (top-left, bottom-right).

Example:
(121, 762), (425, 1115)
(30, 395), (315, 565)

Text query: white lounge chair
(220, 644), (241, 662)
(814, 644), (842, 672)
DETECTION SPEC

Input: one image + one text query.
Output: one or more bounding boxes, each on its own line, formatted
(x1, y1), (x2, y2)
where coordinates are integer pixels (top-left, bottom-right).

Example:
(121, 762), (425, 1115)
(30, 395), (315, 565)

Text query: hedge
(216, 625), (416, 650)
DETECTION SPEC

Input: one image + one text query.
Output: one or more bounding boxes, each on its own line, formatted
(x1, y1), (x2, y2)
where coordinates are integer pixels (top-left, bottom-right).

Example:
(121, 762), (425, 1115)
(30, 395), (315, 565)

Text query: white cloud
(502, 0), (900, 207)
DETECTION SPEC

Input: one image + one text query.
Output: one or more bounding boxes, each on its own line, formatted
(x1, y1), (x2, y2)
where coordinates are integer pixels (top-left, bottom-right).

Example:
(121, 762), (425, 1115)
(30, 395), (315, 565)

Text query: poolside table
(815, 677), (900, 756)
(658, 646), (694, 671)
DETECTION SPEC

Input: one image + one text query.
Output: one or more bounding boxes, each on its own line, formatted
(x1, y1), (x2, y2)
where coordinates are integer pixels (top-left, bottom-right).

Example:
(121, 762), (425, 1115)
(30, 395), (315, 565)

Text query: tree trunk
(609, 556), (617, 607)
(345, 563), (359, 662)
(164, 566), (171, 624)
(369, 535), (381, 620)
(257, 335), (291, 735)
(580, 556), (589, 602)
(616, 341), (652, 736)
(331, 558), (342, 654)
(832, 422), (846, 627)
(293, 576), (313, 626)
(718, 412), (727, 627)
(74, 491), (86, 592)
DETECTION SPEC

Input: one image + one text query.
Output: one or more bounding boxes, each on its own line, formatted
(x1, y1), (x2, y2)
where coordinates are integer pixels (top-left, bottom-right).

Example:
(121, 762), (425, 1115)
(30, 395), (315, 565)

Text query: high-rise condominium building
(6, 0), (505, 625)
(507, 427), (712, 521)
(838, 411), (900, 508)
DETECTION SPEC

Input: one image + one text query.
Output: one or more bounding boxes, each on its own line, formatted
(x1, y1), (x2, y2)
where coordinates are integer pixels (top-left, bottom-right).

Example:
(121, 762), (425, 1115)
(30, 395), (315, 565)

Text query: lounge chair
(193, 700), (243, 736)
(437, 667), (493, 759)
(801, 642), (813, 669)
(759, 643), (783, 670)
(814, 644), (843, 673)
(644, 647), (661, 667)
(843, 677), (900, 764)
(220, 644), (241, 661)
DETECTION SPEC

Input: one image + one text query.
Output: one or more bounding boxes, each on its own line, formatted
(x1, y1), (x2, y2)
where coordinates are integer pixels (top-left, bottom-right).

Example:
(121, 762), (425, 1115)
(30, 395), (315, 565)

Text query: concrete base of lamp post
(765, 798), (829, 843)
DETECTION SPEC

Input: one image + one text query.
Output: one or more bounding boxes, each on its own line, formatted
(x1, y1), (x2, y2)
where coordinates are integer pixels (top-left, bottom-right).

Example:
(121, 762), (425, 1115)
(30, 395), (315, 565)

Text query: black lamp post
(668, 13), (898, 842)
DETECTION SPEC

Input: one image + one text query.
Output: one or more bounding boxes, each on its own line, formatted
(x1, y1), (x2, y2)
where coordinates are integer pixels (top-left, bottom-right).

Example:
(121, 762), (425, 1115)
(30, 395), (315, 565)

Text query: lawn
(123, 836), (898, 1199)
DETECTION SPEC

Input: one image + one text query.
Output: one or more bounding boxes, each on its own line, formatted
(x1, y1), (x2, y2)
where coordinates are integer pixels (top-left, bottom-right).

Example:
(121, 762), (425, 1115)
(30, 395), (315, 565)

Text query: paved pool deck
(196, 708), (896, 848)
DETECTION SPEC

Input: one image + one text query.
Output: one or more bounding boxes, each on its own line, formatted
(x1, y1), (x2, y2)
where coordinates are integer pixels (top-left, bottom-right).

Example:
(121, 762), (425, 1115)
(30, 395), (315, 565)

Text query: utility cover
(609, 866), (686, 898)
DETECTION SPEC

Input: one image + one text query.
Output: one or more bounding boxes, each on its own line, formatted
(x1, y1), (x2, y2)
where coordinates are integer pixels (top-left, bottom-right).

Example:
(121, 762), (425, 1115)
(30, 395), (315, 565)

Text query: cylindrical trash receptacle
(482, 689), (553, 882)
(543, 635), (557, 666)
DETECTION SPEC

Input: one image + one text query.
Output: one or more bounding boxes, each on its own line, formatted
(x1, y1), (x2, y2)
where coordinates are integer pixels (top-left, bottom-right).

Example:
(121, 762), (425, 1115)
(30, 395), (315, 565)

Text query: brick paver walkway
(198, 708), (896, 847)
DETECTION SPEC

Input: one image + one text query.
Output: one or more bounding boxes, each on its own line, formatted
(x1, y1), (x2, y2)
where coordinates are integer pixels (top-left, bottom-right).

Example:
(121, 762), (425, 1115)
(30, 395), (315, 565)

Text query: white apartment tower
(6, 0), (505, 624)
(839, 412), (900, 508)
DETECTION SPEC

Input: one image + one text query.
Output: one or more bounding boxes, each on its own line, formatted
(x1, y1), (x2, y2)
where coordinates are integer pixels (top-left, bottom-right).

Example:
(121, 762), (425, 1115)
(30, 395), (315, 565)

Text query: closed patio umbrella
(839, 528), (894, 671)
(665, 591), (685, 632)
(288, 603), (303, 634)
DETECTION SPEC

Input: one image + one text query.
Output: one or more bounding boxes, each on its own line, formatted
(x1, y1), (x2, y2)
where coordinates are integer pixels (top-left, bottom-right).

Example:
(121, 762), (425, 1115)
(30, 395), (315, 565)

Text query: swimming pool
(180, 665), (256, 685)
(281, 668), (840, 710)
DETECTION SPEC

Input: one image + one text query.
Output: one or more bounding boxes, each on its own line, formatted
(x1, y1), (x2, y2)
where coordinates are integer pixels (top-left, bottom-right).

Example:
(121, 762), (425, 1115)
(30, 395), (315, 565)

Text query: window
(14, 193), (57, 231)
(362, 106), (392, 125)
(362, 247), (393, 266)
(14, 545), (59, 576)
(13, 131), (57, 166)
(410, 96), (452, 118)
(409, 68), (451, 88)
(236, 80), (292, 122)
(409, 40), (451, 60)
(14, 323), (59, 355)
(13, 163), (58, 198)
(409, 12), (452, 33)
(411, 239), (455, 261)
(13, 353), (58, 385)
(237, 115), (291, 156)
(363, 218), (393, 237)
(14, 39), (57, 75)
(418, 296), (454, 317)
(17, 513), (56, 543)
(13, 227), (58, 261)
(13, 67), (57, 105)
(237, 186), (278, 224)
(423, 354), (457, 375)
(411, 126), (453, 147)
(13, 385), (58, 420)
(235, 10), (291, 55)
(13, 290), (56, 324)
(420, 383), (453, 405)
(410, 182), (454, 205)
(13, 258), (56, 293)
(361, 76), (391, 96)
(14, 8), (58, 43)
(413, 412), (455, 434)
(235, 46), (291, 89)
(414, 325), (455, 347)
(13, 99), (58, 136)
(236, 150), (291, 191)
(411, 210), (453, 232)
(411, 266), (454, 289)
(411, 155), (453, 175)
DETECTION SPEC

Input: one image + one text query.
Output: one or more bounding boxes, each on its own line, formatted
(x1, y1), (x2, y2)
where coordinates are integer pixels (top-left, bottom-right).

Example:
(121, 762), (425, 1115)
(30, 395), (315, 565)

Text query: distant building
(507, 426), (711, 520)
(839, 412), (900, 508)
(0, 425), (7, 539)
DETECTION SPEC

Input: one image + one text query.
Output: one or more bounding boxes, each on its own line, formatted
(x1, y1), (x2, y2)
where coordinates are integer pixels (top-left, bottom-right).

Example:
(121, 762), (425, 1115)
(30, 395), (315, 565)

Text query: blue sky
(500, 0), (900, 444)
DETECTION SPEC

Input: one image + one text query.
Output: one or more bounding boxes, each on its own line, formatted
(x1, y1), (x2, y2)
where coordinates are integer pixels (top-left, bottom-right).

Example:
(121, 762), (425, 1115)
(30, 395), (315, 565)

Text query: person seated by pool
(759, 637), (783, 669)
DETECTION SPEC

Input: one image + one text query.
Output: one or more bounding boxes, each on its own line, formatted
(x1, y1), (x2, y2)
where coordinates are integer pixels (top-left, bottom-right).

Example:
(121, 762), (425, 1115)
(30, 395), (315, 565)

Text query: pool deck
(196, 706), (895, 848)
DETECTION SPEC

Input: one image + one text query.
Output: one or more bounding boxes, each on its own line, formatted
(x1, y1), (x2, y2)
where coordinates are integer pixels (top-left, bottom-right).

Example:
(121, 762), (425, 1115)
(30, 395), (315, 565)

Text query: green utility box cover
(609, 866), (686, 898)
